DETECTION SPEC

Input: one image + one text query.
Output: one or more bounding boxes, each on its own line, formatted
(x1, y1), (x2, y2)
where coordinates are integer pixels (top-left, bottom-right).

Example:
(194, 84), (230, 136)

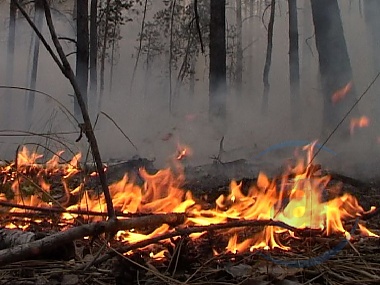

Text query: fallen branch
(0, 213), (185, 266)
(0, 201), (149, 219)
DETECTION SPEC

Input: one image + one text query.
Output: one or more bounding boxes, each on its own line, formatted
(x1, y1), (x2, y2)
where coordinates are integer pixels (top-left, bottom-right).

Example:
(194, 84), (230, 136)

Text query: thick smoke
(0, 0), (379, 179)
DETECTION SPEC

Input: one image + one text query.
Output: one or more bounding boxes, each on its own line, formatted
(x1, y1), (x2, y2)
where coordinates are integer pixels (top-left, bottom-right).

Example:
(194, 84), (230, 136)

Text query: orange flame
(0, 144), (378, 255)
(350, 116), (370, 135)
(331, 81), (353, 104)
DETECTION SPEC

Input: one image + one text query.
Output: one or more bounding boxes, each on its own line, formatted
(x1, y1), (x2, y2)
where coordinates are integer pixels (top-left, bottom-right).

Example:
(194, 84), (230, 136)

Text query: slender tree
(288, 0), (300, 128)
(311, 0), (356, 133)
(89, 0), (98, 120)
(75, 0), (89, 122)
(26, 0), (44, 130)
(3, 0), (17, 129)
(235, 0), (243, 97)
(262, 0), (276, 114)
(209, 0), (227, 129)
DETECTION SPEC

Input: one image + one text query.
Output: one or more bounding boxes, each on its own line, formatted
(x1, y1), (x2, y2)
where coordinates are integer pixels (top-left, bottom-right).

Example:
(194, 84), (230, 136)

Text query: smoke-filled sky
(0, 0), (379, 178)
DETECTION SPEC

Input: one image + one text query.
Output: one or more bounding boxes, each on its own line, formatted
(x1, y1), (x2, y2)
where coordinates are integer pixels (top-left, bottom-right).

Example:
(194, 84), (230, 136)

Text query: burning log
(0, 213), (185, 266)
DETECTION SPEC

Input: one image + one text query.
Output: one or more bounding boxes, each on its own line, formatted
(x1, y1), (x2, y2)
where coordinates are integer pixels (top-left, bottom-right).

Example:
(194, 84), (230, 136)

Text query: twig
(100, 111), (138, 152)
(0, 201), (151, 219)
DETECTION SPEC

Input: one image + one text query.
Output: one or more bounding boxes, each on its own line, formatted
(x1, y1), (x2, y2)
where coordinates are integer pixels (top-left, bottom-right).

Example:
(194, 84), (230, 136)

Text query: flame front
(0, 144), (378, 256)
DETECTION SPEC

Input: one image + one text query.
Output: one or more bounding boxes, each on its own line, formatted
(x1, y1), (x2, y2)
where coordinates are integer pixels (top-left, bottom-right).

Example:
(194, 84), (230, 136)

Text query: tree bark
(26, 0), (44, 130)
(89, 0), (98, 121)
(209, 0), (227, 129)
(311, 0), (357, 133)
(288, 0), (300, 128)
(262, 0), (276, 114)
(2, 0), (17, 129)
(75, 0), (89, 122)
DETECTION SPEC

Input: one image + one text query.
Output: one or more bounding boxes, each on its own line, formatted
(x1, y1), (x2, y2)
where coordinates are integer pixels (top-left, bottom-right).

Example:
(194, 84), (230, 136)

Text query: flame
(0, 144), (377, 256)
(331, 81), (352, 104)
(350, 116), (370, 135)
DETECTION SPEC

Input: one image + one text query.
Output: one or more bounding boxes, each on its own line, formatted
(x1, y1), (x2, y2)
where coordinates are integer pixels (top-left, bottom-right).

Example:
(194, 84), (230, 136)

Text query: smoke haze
(0, 0), (379, 179)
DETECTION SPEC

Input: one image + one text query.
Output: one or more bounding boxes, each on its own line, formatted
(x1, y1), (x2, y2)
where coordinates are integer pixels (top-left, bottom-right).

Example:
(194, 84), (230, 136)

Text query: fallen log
(0, 213), (185, 266)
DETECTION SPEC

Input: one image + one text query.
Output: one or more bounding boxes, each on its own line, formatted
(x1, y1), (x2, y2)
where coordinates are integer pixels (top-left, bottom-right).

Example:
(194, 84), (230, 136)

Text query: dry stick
(86, 219), (299, 268)
(41, 1), (115, 220)
(100, 111), (138, 151)
(0, 201), (151, 219)
(0, 213), (185, 266)
(262, 0), (276, 114)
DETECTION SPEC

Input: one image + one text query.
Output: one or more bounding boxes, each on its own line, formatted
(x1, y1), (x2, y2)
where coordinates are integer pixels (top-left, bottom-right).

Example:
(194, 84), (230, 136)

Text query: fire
(350, 116), (370, 135)
(331, 81), (352, 104)
(0, 143), (378, 257)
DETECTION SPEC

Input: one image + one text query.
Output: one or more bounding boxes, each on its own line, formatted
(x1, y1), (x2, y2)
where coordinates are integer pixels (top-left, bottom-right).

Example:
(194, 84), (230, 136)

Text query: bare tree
(209, 0), (227, 129)
(235, 0), (243, 97)
(89, 0), (98, 120)
(75, 0), (89, 122)
(311, 0), (357, 134)
(26, 0), (44, 130)
(288, 0), (300, 128)
(262, 0), (276, 114)
(2, 0), (17, 129)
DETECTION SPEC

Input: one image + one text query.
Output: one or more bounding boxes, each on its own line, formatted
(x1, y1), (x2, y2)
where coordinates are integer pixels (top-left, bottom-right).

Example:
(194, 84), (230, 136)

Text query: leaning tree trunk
(3, 0), (17, 129)
(26, 0), (44, 130)
(209, 0), (227, 131)
(311, 0), (357, 134)
(89, 0), (98, 121)
(235, 0), (243, 98)
(75, 0), (89, 122)
(288, 0), (300, 128)
(262, 0), (276, 114)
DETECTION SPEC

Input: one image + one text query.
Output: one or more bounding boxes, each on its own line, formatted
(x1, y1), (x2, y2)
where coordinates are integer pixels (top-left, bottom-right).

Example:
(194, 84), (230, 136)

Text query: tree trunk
(89, 0), (98, 121)
(75, 0), (89, 122)
(311, 0), (356, 133)
(209, 0), (227, 130)
(363, 0), (380, 127)
(262, 0), (276, 114)
(235, 0), (243, 97)
(26, 0), (44, 130)
(99, 0), (111, 110)
(364, 0), (380, 73)
(288, 0), (300, 128)
(2, 0), (17, 129)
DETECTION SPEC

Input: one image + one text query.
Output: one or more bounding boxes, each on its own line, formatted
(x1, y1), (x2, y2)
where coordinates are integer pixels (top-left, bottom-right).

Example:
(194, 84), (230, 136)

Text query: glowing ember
(350, 116), (370, 135)
(331, 81), (353, 104)
(0, 143), (378, 256)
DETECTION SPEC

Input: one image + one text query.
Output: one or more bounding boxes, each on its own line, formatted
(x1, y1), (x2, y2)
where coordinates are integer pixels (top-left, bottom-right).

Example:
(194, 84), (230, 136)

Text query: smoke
(0, 0), (379, 179)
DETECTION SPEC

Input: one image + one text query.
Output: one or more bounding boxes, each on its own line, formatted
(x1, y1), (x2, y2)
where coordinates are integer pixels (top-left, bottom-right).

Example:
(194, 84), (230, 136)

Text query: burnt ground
(1, 157), (380, 285)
